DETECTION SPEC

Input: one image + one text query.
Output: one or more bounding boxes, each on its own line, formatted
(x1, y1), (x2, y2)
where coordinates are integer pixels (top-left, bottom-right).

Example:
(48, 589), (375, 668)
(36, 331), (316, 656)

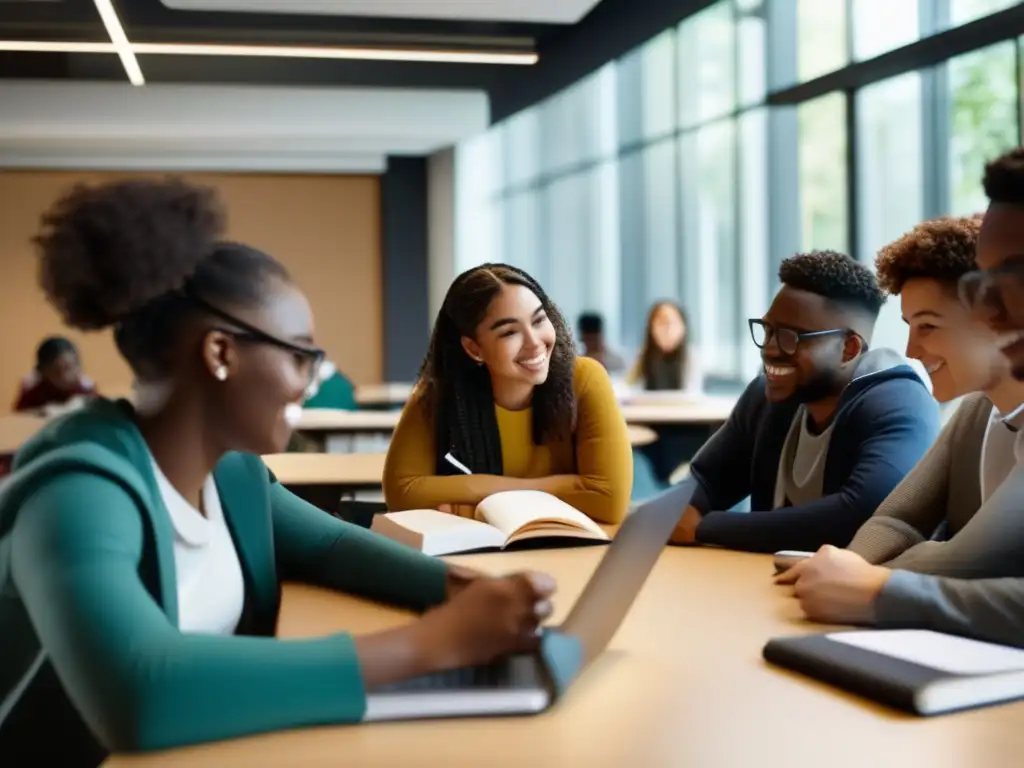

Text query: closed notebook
(763, 629), (1024, 716)
(370, 490), (609, 556)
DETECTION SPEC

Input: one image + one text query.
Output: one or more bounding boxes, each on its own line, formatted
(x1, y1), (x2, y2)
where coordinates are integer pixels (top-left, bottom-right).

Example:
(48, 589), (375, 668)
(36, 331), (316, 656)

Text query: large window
(950, 0), (1021, 27)
(454, 0), (1024, 385)
(856, 72), (925, 357)
(856, 72), (925, 261)
(736, 0), (767, 106)
(680, 120), (740, 376)
(797, 0), (848, 82)
(616, 30), (676, 147)
(852, 0), (919, 60)
(677, 1), (735, 128)
(738, 108), (770, 378)
(798, 92), (848, 252)
(947, 41), (1019, 214)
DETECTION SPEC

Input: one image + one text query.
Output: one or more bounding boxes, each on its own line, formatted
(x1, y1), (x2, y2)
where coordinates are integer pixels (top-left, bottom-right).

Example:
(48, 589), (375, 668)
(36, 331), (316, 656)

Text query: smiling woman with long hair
(383, 263), (633, 524)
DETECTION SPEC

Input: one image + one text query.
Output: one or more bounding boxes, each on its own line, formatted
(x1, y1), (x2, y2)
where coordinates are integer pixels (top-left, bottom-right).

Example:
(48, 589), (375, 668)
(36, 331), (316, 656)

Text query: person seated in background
(627, 301), (703, 395)
(14, 336), (96, 414)
(826, 215), (1024, 575)
(0, 179), (555, 766)
(665, 250), (939, 553)
(383, 263), (633, 524)
(577, 312), (627, 374)
(302, 358), (357, 410)
(777, 148), (1024, 648)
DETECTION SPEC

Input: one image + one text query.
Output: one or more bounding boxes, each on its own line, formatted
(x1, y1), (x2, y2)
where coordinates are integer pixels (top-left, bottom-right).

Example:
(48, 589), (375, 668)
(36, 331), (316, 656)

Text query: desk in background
(354, 382), (414, 410)
(0, 414), (45, 476)
(102, 546), (1019, 768)
(619, 397), (735, 486)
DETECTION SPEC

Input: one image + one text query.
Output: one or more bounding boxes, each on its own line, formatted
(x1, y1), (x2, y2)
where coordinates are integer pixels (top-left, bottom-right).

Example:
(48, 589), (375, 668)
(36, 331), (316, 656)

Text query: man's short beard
(787, 367), (848, 405)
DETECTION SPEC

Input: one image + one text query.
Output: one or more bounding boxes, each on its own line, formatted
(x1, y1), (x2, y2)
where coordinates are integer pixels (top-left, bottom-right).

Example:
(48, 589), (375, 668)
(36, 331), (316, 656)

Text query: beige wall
(0, 171), (382, 410)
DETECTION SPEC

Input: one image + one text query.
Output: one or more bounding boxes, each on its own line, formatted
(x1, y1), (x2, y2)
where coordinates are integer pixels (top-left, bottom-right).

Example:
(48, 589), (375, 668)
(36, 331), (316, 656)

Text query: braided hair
(417, 264), (577, 476)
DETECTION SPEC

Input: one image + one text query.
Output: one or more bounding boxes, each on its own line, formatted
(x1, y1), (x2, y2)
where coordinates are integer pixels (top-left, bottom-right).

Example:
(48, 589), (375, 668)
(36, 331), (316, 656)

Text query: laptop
(362, 477), (693, 722)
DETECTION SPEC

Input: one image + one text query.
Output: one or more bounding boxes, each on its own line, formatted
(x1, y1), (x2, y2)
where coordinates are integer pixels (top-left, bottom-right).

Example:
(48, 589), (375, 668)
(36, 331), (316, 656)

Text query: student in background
(577, 312), (626, 375)
(778, 149), (1024, 648)
(664, 250), (939, 553)
(383, 263), (633, 524)
(14, 336), (96, 414)
(627, 301), (703, 394)
(302, 358), (357, 410)
(0, 179), (555, 765)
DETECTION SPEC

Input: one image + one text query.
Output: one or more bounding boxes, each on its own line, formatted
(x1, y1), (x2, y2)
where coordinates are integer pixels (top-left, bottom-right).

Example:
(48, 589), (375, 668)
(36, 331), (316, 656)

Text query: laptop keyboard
(372, 654), (542, 693)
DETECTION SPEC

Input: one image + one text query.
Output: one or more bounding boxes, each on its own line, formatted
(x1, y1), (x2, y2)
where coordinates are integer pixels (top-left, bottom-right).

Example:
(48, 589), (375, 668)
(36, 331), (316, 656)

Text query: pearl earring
(214, 366), (228, 381)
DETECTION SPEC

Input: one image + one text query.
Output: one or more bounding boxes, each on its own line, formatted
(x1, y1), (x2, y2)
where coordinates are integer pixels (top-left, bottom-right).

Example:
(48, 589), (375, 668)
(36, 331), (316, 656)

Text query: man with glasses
(667, 251), (939, 552)
(777, 149), (1024, 648)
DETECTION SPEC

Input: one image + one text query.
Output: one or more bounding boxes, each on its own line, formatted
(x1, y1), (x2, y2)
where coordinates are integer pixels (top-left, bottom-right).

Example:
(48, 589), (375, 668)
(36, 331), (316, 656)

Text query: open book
(370, 490), (609, 556)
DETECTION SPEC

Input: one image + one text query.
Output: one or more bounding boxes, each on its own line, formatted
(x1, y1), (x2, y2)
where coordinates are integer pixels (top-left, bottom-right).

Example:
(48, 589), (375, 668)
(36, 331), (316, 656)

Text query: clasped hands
(774, 545), (892, 625)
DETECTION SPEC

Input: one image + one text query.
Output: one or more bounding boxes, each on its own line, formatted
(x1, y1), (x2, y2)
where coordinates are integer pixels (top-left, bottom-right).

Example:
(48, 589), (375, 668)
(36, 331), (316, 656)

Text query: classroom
(3, 1), (1024, 766)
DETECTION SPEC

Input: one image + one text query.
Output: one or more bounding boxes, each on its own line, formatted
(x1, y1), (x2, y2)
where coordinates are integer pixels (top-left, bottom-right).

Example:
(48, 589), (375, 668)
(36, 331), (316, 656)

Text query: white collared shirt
(152, 458), (245, 636)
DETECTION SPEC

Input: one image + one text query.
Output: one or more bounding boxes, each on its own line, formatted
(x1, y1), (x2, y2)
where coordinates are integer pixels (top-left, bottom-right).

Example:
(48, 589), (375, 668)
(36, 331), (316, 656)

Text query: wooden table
(262, 452), (387, 491)
(619, 397), (736, 425)
(355, 382), (414, 409)
(103, 547), (1023, 768)
(0, 414), (46, 455)
(626, 424), (657, 447)
(297, 410), (657, 453)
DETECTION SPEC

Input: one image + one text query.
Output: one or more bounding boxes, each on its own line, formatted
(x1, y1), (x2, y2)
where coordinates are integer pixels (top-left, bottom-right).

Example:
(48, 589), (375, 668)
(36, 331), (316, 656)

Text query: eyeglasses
(748, 319), (847, 356)
(958, 258), (1024, 314)
(190, 295), (326, 398)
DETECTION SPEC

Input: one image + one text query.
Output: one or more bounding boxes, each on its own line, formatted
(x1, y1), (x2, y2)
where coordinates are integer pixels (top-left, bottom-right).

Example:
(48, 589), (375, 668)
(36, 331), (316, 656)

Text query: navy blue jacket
(675, 351), (940, 553)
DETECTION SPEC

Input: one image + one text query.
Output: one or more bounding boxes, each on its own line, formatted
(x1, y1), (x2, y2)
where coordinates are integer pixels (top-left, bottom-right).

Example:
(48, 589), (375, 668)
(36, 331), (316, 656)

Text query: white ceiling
(159, 0), (605, 24)
(0, 81), (489, 173)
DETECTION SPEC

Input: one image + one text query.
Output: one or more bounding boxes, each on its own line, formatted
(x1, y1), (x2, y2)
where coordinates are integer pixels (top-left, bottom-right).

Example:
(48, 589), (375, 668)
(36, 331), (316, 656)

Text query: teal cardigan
(0, 399), (448, 761)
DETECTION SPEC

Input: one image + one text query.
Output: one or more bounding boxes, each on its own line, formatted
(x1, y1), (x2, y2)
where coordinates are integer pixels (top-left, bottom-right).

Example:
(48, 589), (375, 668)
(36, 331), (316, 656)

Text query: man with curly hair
(667, 250), (939, 552)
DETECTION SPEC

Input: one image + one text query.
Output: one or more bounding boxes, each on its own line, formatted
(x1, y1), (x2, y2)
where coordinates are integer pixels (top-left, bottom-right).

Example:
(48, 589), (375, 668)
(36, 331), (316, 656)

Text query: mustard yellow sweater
(383, 357), (633, 523)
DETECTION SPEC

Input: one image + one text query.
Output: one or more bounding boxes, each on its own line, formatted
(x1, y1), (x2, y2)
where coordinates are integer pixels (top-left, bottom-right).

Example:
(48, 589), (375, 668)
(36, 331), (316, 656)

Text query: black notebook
(763, 629), (1024, 716)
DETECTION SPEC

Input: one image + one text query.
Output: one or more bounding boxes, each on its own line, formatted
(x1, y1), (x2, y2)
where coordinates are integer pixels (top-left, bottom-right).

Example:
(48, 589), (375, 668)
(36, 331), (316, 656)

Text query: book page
(372, 510), (505, 556)
(828, 630), (1024, 676)
(477, 490), (608, 542)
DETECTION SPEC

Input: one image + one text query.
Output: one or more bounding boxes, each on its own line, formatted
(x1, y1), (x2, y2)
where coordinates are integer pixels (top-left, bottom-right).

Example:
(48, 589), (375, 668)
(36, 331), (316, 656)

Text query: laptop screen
(559, 477), (695, 667)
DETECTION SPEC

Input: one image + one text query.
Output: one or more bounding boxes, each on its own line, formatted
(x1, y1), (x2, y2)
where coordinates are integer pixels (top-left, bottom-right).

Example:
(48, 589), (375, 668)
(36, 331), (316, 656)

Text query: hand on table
(417, 572), (557, 671)
(669, 505), (702, 545)
(445, 564), (485, 600)
(774, 545), (891, 625)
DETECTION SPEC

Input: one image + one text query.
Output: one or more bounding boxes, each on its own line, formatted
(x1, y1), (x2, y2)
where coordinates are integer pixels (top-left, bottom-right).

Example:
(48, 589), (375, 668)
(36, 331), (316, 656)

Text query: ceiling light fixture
(92, 0), (145, 85)
(0, 40), (537, 67)
(131, 42), (538, 65)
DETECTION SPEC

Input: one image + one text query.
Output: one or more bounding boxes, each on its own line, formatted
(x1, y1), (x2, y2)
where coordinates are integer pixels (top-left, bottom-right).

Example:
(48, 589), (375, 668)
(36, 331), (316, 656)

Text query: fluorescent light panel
(92, 0), (145, 85)
(0, 40), (538, 65)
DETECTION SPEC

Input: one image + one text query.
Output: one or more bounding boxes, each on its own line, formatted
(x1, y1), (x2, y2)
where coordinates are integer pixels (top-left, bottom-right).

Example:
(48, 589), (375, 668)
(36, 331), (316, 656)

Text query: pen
(444, 452), (473, 475)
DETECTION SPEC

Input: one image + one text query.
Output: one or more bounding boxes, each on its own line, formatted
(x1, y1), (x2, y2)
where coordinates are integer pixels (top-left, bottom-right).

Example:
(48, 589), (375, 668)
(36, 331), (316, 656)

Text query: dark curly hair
(983, 147), (1024, 205)
(779, 250), (886, 317)
(34, 177), (289, 379)
(417, 263), (577, 476)
(874, 215), (983, 295)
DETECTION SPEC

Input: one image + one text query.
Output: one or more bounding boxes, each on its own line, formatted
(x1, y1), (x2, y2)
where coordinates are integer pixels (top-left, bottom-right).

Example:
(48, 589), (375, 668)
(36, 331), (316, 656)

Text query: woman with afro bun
(0, 178), (555, 765)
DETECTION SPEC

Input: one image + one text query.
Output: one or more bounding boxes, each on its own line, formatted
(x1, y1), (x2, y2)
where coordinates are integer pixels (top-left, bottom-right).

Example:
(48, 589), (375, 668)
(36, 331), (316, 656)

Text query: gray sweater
(850, 393), (1024, 646)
